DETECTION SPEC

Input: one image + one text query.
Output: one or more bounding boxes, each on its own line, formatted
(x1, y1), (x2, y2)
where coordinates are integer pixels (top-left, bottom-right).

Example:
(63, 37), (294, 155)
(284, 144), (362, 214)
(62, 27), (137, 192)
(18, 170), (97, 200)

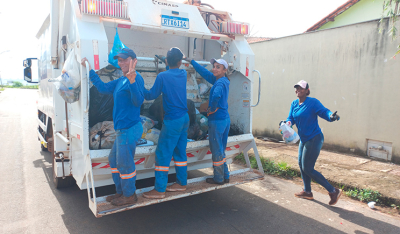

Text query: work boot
(328, 188), (342, 206)
(111, 194), (138, 206)
(206, 178), (224, 185)
(143, 189), (165, 199)
(294, 190), (314, 200)
(166, 183), (186, 192)
(106, 193), (122, 202)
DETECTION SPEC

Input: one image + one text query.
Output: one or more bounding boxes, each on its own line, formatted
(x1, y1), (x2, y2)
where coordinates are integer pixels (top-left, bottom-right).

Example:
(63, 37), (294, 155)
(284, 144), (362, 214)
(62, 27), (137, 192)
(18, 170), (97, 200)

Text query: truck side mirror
(23, 58), (38, 83)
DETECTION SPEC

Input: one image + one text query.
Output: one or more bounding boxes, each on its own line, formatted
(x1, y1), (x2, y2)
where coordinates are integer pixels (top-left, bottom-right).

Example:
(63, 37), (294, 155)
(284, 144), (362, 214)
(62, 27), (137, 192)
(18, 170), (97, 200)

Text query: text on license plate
(161, 15), (189, 29)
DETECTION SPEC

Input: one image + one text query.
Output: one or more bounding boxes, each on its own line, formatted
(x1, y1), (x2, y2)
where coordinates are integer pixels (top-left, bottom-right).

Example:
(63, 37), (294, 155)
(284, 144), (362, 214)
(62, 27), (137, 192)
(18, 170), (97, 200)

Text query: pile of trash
(88, 65), (212, 150)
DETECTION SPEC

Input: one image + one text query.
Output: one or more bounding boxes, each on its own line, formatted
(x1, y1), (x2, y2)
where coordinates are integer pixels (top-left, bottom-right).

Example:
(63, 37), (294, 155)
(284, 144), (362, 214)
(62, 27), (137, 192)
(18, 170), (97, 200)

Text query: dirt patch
(248, 139), (400, 203)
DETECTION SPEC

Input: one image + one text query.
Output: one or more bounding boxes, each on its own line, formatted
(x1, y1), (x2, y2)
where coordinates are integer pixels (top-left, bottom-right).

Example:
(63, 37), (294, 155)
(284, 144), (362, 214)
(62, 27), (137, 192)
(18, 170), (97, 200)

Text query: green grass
(3, 85), (38, 89)
(234, 153), (400, 208)
(235, 153), (299, 178)
(345, 188), (382, 203)
(21, 85), (38, 89)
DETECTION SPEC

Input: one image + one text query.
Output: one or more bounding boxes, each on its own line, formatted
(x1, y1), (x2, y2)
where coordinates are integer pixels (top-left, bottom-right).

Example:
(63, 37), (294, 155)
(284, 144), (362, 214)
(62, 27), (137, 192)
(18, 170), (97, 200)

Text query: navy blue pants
(208, 117), (230, 183)
(109, 122), (143, 197)
(298, 133), (335, 193)
(155, 114), (190, 192)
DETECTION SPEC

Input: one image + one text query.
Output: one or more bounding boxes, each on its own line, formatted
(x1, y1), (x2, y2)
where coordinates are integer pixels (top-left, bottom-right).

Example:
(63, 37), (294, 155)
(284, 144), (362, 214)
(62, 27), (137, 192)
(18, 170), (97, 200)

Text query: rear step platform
(95, 168), (264, 217)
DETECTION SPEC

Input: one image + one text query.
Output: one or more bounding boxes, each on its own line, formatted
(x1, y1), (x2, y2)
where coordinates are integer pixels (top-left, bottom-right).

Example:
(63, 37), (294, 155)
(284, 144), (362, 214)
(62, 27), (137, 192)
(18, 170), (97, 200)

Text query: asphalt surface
(1, 89), (400, 234)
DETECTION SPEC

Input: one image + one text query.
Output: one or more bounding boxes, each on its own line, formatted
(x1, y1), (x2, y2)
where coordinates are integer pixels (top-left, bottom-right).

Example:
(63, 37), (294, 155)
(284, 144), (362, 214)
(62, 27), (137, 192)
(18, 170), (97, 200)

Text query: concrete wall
(250, 19), (400, 163)
(319, 0), (385, 30)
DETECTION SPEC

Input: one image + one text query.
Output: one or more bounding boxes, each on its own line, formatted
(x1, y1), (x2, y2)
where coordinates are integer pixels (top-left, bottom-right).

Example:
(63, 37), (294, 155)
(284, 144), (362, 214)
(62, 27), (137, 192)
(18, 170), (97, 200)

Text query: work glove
(330, 111), (340, 121)
(155, 55), (166, 64)
(183, 57), (193, 63)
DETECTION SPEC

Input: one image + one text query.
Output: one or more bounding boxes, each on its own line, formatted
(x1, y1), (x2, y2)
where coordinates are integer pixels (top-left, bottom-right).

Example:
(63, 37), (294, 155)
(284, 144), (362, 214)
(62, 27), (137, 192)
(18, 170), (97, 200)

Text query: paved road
(1, 89), (399, 234)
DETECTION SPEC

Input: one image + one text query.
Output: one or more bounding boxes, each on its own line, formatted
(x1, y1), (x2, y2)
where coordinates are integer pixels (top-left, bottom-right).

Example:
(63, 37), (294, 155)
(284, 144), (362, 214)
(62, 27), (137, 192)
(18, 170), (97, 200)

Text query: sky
(0, 0), (349, 80)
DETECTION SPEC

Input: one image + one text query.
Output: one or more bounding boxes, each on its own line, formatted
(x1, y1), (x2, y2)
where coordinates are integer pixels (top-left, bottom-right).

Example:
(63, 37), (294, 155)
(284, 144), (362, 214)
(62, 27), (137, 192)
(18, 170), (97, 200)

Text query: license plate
(161, 15), (189, 29)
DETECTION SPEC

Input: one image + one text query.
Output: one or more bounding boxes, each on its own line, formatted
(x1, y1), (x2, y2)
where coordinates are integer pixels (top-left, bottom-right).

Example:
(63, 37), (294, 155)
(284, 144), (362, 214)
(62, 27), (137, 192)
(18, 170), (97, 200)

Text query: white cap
(210, 58), (228, 69)
(294, 80), (309, 89)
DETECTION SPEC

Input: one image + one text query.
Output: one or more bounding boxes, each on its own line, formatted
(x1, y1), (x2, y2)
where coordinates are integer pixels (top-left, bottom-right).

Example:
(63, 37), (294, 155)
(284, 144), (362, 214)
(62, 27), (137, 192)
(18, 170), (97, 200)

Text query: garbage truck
(23, 0), (264, 217)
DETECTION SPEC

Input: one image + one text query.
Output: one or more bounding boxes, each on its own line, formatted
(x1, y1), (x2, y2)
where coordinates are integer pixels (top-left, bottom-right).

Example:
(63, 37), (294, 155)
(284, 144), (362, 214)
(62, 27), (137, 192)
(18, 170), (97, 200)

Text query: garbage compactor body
(34, 0), (263, 217)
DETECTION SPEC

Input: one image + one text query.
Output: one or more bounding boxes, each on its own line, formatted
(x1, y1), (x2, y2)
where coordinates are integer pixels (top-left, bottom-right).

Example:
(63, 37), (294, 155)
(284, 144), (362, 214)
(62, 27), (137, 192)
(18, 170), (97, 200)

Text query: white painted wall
(250, 18), (400, 162)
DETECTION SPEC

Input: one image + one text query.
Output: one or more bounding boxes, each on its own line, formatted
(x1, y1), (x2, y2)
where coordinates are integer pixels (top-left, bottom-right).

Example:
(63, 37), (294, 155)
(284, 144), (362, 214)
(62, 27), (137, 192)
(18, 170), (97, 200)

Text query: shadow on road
(30, 151), (357, 234)
(311, 200), (400, 234)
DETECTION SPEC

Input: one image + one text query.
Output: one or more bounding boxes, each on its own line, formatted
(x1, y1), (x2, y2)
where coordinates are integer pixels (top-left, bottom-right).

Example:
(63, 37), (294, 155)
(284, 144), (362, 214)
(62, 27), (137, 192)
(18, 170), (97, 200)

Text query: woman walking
(283, 80), (341, 205)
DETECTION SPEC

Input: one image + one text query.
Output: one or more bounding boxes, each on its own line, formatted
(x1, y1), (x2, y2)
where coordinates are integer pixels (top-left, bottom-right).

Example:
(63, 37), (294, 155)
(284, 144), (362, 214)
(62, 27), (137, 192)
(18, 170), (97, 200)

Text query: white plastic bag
(144, 129), (161, 144)
(61, 49), (81, 90)
(279, 122), (300, 144)
(140, 115), (157, 135)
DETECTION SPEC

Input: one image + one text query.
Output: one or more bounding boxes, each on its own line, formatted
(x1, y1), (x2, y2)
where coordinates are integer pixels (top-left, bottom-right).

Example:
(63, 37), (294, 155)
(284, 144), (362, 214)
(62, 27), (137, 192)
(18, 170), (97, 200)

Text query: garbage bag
(148, 95), (164, 129)
(149, 96), (196, 127)
(89, 86), (114, 127)
(137, 139), (155, 147)
(279, 122), (300, 144)
(61, 48), (81, 90)
(187, 122), (200, 140)
(196, 114), (208, 132)
(89, 121), (116, 150)
(187, 99), (196, 126)
(108, 28), (129, 68)
(145, 129), (161, 144)
(96, 64), (123, 84)
(140, 115), (157, 134)
(55, 82), (80, 103)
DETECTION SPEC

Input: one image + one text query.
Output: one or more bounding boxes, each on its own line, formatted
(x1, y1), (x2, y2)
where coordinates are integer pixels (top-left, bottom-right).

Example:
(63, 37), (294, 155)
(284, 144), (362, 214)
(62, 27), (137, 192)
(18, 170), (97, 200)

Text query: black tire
(41, 143), (48, 151)
(52, 154), (75, 189)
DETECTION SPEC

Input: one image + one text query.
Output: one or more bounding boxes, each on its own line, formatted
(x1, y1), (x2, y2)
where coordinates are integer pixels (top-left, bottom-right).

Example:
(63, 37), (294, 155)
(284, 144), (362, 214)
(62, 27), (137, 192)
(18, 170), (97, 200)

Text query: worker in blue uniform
(81, 48), (144, 206)
(142, 48), (189, 199)
(282, 80), (341, 205)
(185, 57), (231, 185)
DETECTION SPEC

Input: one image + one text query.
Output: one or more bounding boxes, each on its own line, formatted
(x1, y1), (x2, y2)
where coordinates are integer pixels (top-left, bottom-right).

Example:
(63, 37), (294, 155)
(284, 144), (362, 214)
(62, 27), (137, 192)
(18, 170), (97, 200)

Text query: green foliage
(391, 204), (400, 210)
(21, 85), (38, 89)
(380, 0), (400, 57)
(12, 81), (23, 88)
(235, 154), (298, 178)
(345, 188), (382, 203)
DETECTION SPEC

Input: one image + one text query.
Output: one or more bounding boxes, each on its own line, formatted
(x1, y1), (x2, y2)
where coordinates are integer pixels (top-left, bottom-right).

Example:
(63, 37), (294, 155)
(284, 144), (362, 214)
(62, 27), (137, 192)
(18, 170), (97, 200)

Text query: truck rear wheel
(52, 154), (75, 189)
(41, 143), (48, 151)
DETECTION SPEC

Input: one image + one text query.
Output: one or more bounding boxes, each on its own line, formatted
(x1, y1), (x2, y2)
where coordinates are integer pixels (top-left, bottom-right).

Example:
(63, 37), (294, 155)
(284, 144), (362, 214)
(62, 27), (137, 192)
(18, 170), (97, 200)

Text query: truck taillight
(80, 0), (129, 19)
(219, 22), (249, 35)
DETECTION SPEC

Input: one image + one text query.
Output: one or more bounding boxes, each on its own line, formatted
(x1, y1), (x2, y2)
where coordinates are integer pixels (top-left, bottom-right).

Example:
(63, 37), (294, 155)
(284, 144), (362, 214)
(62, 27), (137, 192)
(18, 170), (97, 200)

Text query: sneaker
(143, 189), (165, 199)
(106, 193), (122, 202)
(294, 190), (314, 200)
(329, 188), (342, 206)
(166, 183), (186, 192)
(206, 178), (224, 185)
(111, 194), (138, 206)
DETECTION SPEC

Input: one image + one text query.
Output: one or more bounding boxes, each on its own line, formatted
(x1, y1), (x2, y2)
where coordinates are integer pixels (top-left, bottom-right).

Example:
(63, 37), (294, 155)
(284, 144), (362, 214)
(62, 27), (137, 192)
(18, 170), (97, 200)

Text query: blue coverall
(191, 60), (231, 183)
(286, 97), (335, 193)
(143, 68), (189, 192)
(89, 70), (144, 197)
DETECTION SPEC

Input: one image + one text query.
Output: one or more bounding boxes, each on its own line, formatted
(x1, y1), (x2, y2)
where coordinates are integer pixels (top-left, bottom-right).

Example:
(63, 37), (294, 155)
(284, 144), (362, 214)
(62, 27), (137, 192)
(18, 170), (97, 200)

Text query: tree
(380, 0), (400, 57)
(12, 81), (23, 88)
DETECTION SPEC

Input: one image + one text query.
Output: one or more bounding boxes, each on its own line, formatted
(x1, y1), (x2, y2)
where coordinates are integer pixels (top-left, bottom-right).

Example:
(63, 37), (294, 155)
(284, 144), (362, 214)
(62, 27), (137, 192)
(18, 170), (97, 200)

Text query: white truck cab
(25, 0), (264, 217)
